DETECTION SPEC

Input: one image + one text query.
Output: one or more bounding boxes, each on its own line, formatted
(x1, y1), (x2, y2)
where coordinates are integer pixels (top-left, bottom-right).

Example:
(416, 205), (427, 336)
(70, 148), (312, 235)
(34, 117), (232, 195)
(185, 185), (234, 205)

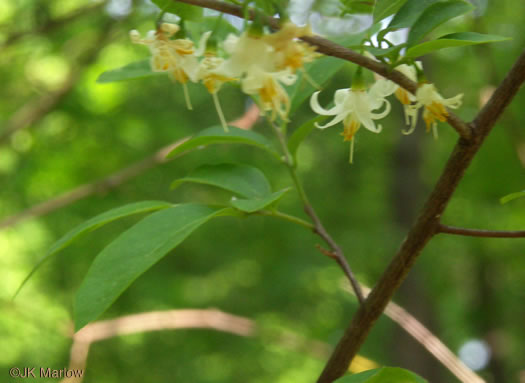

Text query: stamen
(182, 82), (193, 110)
(301, 69), (321, 90)
(432, 124), (439, 140)
(212, 92), (229, 132)
(349, 137), (355, 164)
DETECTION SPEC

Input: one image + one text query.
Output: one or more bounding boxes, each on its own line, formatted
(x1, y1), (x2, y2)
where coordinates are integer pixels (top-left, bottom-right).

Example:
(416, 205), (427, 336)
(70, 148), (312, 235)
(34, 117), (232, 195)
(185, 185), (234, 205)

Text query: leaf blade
(335, 367), (428, 383)
(373, 0), (408, 23)
(405, 32), (511, 57)
(388, 0), (439, 29)
(230, 188), (291, 213)
(74, 204), (234, 330)
(289, 56), (346, 115)
(171, 163), (272, 198)
(287, 115), (326, 160)
(407, 0), (474, 46)
(165, 126), (281, 160)
(14, 201), (173, 298)
(150, 0), (203, 21)
(97, 60), (164, 84)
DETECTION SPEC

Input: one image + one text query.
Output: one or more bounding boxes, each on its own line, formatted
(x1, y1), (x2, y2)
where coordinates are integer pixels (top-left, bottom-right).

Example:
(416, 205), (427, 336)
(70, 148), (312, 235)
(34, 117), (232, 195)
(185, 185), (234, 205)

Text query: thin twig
(171, 0), (473, 140)
(343, 283), (485, 383)
(0, 139), (186, 230)
(0, 21), (113, 146)
(0, 1), (106, 50)
(0, 102), (260, 230)
(438, 224), (525, 238)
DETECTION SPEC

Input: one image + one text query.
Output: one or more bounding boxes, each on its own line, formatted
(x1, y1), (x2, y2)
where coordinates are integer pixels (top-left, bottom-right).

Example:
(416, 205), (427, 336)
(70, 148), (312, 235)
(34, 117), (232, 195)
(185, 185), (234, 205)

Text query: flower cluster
(130, 21), (317, 131)
(310, 61), (463, 162)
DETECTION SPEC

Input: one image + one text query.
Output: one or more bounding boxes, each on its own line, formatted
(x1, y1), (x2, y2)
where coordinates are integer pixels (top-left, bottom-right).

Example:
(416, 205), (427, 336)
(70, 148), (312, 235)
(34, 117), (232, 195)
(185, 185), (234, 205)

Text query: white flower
(393, 64), (419, 134)
(310, 79), (394, 162)
(409, 83), (463, 138)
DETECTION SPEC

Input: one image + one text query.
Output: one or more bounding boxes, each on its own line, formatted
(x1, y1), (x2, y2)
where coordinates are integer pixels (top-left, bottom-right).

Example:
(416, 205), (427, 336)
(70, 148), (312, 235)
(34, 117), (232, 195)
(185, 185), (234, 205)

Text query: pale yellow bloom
(410, 83), (463, 138)
(130, 23), (202, 109)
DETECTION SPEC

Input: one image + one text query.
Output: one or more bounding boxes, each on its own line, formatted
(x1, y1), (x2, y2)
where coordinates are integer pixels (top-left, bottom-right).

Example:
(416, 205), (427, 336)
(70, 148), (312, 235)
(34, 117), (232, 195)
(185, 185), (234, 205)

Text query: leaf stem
(258, 210), (314, 230)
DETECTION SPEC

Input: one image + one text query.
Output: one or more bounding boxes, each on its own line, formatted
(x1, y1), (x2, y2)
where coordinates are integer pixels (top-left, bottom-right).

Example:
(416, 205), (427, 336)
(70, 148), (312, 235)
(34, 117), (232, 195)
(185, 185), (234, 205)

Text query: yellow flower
(242, 66), (297, 121)
(213, 31), (298, 121)
(261, 22), (318, 72)
(130, 23), (203, 110)
(410, 83), (463, 138)
(196, 54), (237, 131)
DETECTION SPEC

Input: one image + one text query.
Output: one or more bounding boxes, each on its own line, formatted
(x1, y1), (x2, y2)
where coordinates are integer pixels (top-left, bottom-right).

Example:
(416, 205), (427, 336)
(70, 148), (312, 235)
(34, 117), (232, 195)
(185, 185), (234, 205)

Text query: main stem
(269, 120), (365, 304)
(317, 49), (525, 382)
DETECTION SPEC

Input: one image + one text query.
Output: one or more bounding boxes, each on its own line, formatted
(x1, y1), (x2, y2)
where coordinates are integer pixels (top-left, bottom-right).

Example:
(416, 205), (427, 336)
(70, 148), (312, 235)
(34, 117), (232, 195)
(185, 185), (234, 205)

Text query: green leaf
(407, 1), (474, 46)
(288, 57), (346, 115)
(341, 0), (375, 14)
(374, 0), (408, 22)
(171, 163), (272, 198)
(335, 367), (428, 383)
(151, 0), (203, 21)
(287, 115), (326, 160)
(97, 60), (163, 84)
(186, 16), (239, 42)
(74, 204), (234, 330)
(14, 201), (172, 298)
(405, 32), (511, 57)
(165, 126), (281, 160)
(388, 0), (439, 29)
(501, 190), (525, 204)
(231, 189), (291, 213)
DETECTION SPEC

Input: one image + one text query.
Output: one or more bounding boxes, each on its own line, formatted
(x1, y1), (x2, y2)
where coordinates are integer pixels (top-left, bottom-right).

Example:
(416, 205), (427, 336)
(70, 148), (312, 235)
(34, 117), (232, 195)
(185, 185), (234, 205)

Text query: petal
(444, 93), (463, 109)
(315, 112), (347, 129)
(334, 88), (351, 107)
(195, 31), (212, 57)
(310, 91), (343, 116)
(369, 78), (397, 99)
(369, 99), (391, 119)
(360, 114), (382, 133)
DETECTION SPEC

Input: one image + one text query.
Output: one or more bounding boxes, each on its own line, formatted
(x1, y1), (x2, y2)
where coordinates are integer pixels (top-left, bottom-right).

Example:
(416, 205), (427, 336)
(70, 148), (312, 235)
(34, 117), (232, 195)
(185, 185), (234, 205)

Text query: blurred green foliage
(1, 0), (525, 382)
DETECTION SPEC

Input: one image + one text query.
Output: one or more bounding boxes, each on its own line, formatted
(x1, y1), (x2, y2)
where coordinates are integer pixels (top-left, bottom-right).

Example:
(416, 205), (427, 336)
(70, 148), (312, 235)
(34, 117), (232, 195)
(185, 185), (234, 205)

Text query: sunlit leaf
(407, 1), (474, 46)
(14, 201), (173, 298)
(75, 204), (234, 330)
(289, 57), (346, 115)
(373, 0), (408, 22)
(231, 189), (291, 213)
(335, 367), (428, 383)
(500, 190), (525, 204)
(405, 32), (510, 57)
(165, 126), (281, 160)
(287, 115), (326, 160)
(341, 0), (375, 15)
(97, 60), (162, 84)
(171, 163), (272, 198)
(151, 0), (203, 21)
(388, 0), (439, 29)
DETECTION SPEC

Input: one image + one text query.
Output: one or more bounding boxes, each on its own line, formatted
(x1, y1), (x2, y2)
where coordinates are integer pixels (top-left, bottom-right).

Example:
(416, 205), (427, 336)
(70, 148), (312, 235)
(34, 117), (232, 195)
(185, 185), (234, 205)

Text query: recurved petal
(314, 112), (348, 129)
(310, 91), (343, 116)
(369, 98), (391, 119)
(195, 31), (212, 57)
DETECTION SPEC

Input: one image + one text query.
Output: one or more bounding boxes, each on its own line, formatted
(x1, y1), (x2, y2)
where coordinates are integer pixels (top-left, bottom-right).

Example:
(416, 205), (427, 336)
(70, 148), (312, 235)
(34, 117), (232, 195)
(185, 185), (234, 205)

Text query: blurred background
(1, 0), (524, 382)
